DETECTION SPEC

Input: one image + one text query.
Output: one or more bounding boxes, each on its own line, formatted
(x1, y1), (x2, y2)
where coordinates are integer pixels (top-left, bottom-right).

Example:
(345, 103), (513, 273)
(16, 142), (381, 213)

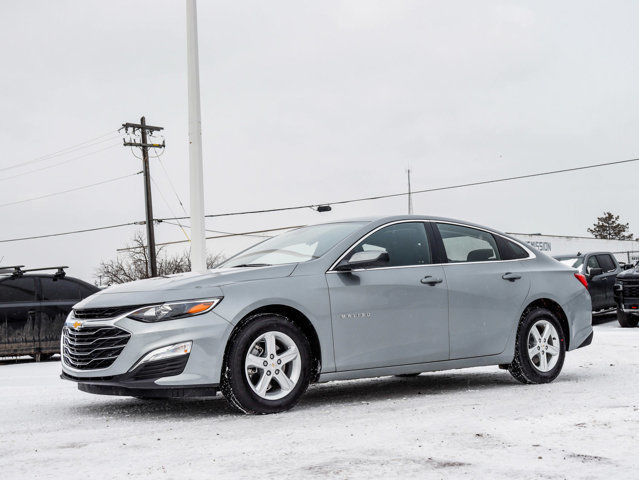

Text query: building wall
(508, 233), (639, 264)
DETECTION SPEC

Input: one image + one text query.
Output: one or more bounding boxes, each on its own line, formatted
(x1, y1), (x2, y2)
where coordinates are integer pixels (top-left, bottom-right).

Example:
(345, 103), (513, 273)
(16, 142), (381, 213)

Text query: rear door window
(0, 277), (37, 302)
(436, 223), (500, 263)
(596, 254), (616, 273)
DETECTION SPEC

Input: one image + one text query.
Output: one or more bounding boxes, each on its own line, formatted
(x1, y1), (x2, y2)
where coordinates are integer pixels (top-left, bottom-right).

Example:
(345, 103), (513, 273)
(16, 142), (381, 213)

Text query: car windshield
(221, 222), (366, 268)
(557, 257), (584, 269)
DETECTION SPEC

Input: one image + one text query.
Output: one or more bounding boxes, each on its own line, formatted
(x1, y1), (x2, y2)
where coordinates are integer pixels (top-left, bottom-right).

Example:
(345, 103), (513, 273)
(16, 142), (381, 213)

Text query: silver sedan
(61, 216), (593, 414)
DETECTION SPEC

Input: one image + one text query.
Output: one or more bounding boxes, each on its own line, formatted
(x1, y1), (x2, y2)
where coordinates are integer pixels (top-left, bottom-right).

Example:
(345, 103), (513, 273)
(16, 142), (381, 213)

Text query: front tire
(508, 308), (566, 384)
(221, 314), (312, 414)
(617, 308), (639, 328)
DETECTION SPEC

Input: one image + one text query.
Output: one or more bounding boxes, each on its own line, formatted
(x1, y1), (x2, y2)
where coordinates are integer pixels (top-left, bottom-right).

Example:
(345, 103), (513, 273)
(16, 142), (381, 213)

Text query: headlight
(127, 298), (223, 322)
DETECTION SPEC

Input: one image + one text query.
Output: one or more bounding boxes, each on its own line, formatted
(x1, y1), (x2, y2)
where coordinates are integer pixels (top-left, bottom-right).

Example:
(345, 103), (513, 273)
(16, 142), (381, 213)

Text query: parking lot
(1, 315), (637, 479)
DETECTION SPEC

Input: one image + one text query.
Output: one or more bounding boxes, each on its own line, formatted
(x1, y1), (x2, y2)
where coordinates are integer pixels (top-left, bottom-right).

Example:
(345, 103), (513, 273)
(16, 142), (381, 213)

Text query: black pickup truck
(554, 252), (621, 312)
(0, 266), (98, 360)
(614, 263), (639, 327)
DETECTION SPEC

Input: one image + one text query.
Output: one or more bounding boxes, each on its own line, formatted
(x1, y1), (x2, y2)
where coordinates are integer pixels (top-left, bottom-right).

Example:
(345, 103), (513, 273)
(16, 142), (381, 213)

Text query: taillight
(574, 273), (588, 288)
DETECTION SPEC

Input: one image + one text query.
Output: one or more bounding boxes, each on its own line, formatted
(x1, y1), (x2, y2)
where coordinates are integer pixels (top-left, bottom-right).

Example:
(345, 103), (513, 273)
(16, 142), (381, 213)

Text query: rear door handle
(502, 272), (522, 282)
(420, 276), (443, 285)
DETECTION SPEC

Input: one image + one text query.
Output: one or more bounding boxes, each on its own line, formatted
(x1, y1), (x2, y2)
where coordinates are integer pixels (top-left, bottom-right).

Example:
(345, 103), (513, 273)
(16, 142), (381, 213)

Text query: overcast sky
(1, 0), (638, 281)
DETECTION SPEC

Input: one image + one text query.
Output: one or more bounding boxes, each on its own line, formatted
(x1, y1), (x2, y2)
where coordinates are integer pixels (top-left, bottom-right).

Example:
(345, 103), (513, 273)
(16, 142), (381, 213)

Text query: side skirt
(318, 353), (514, 383)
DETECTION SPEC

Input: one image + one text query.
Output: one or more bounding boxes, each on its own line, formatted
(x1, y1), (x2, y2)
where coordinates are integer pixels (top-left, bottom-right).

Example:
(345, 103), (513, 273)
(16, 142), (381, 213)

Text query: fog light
(131, 341), (192, 370)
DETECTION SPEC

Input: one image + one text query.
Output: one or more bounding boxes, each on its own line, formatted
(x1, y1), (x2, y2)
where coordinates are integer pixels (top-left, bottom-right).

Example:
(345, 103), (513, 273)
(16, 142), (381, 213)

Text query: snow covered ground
(1, 316), (638, 479)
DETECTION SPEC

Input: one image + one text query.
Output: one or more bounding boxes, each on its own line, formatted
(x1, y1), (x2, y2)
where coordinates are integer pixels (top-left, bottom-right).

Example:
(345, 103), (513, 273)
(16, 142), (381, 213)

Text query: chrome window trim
(326, 219), (536, 274)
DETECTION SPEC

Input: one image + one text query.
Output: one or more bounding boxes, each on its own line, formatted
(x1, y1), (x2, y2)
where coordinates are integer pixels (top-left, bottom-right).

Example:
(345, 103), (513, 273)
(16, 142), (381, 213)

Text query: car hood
(75, 264), (297, 308)
(617, 267), (639, 281)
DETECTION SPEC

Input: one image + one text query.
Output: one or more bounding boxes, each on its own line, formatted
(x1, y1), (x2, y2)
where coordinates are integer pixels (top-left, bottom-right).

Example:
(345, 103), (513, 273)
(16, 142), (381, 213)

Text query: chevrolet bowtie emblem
(72, 321), (83, 330)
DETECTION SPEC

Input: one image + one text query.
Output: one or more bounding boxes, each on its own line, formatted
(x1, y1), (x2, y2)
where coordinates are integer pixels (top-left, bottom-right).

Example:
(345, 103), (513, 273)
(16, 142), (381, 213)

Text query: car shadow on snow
(71, 368), (578, 419)
(74, 395), (236, 419)
(592, 311), (617, 326)
(298, 370), (522, 409)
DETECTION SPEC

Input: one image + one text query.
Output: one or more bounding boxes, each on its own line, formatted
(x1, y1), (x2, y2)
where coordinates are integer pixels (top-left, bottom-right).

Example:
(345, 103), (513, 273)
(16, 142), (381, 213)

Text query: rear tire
(617, 308), (639, 328)
(221, 314), (312, 414)
(508, 307), (566, 384)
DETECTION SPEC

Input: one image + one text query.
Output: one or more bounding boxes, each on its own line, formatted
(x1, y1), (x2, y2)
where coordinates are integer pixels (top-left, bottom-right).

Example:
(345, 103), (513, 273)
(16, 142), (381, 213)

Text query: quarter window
(0, 277), (37, 302)
(436, 223), (500, 263)
(499, 238), (530, 260)
(350, 222), (431, 267)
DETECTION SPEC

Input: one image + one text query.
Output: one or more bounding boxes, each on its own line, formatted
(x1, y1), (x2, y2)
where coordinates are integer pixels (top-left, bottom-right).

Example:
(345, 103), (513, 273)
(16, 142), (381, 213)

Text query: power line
(0, 142), (121, 183)
(0, 221), (142, 244)
(151, 176), (190, 241)
(161, 219), (272, 238)
(0, 171), (142, 209)
(157, 155), (639, 221)
(118, 224), (306, 251)
(2, 154), (639, 244)
(0, 131), (119, 173)
(157, 157), (188, 215)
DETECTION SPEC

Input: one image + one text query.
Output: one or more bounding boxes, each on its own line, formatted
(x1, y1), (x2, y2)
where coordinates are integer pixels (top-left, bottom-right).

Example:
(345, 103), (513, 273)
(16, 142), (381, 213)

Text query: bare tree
(587, 212), (634, 240)
(96, 232), (224, 286)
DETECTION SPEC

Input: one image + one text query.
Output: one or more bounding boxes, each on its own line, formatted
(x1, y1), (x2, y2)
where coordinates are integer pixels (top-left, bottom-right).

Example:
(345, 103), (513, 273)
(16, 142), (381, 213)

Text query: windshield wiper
(230, 263), (272, 268)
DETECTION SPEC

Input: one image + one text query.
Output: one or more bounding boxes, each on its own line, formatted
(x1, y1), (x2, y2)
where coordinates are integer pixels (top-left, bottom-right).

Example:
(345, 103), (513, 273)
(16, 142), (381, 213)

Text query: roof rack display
(0, 265), (25, 275)
(0, 265), (68, 278)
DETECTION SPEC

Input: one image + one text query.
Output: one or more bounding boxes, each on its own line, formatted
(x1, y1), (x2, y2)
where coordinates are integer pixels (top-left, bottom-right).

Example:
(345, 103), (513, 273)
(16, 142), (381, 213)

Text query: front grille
(131, 356), (189, 381)
(62, 326), (130, 370)
(73, 305), (144, 320)
(622, 283), (639, 298)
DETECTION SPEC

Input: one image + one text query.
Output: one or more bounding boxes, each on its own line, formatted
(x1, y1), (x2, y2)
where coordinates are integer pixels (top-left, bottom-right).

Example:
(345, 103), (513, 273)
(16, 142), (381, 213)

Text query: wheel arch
(221, 304), (322, 382)
(521, 298), (571, 349)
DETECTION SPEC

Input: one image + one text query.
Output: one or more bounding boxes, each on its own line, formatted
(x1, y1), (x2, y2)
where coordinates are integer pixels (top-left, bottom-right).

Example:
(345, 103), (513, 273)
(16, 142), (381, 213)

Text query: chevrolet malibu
(61, 216), (593, 414)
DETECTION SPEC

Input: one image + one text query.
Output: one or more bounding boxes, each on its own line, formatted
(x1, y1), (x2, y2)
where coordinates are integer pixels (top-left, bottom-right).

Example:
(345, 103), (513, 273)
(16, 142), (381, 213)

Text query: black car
(554, 252), (621, 311)
(614, 263), (639, 327)
(0, 266), (99, 360)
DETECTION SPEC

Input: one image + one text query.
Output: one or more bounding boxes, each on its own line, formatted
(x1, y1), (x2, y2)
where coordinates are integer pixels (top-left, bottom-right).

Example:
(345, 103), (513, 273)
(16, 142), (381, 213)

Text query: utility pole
(407, 168), (413, 214)
(122, 117), (165, 277)
(186, 0), (207, 273)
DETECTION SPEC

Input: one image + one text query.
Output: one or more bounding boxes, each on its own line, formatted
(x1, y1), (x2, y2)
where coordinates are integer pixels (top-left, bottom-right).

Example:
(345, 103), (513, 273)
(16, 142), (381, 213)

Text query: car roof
(315, 214), (506, 230)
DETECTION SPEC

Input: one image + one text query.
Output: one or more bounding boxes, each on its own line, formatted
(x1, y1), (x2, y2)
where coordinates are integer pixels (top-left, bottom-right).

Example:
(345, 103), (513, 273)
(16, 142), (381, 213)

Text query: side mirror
(589, 267), (603, 277)
(335, 250), (390, 271)
(623, 263), (634, 270)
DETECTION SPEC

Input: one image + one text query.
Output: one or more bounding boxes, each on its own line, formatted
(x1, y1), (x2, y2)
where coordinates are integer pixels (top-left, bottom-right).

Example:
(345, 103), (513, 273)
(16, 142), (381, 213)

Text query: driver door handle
(502, 272), (522, 282)
(420, 276), (443, 285)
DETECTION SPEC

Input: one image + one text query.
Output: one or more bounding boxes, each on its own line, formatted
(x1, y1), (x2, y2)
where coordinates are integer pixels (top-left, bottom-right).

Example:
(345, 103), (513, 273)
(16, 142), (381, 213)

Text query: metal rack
(0, 265), (68, 278)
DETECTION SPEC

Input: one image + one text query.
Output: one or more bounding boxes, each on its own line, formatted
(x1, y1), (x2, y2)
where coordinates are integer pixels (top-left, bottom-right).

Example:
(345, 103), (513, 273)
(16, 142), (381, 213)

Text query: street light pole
(186, 0), (207, 273)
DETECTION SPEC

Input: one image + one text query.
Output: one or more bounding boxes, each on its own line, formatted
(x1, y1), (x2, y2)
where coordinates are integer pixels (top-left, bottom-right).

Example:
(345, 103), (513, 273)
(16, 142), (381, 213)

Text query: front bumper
(61, 365), (218, 398)
(614, 281), (639, 314)
(60, 309), (233, 394)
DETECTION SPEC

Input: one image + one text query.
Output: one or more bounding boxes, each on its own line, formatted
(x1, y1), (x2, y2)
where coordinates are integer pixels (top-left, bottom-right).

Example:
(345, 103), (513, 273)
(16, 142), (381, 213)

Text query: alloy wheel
(527, 319), (560, 372)
(244, 331), (301, 400)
